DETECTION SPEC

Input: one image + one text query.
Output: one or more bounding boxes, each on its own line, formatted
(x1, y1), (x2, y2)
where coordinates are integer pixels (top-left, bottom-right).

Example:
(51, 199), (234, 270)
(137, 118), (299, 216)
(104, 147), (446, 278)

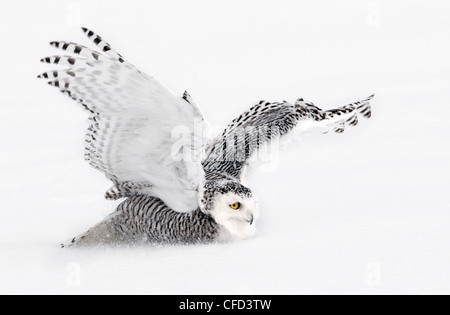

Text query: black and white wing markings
(295, 94), (374, 134)
(182, 91), (196, 106)
(203, 95), (374, 180)
(81, 27), (126, 63)
(203, 101), (300, 180)
(38, 27), (208, 212)
(104, 181), (153, 200)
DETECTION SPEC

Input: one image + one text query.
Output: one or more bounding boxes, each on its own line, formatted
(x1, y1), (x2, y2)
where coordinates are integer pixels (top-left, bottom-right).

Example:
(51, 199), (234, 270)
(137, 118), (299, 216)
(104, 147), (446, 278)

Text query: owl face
(200, 180), (259, 241)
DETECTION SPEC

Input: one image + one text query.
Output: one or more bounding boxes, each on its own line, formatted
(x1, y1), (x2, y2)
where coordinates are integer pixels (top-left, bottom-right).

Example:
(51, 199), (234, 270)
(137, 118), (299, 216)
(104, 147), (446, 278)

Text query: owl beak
(247, 214), (254, 225)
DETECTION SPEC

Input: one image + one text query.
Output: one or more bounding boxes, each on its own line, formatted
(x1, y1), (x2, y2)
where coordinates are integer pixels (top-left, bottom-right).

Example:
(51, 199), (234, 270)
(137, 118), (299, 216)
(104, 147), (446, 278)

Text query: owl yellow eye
(230, 202), (241, 210)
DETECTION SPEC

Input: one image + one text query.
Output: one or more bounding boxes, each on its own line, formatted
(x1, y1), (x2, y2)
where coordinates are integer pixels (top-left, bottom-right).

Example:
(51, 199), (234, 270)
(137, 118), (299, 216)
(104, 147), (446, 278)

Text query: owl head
(200, 179), (259, 241)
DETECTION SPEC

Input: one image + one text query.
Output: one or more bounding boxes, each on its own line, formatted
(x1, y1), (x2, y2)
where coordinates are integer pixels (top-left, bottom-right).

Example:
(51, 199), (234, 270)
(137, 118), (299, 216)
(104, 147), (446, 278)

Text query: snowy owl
(38, 28), (374, 247)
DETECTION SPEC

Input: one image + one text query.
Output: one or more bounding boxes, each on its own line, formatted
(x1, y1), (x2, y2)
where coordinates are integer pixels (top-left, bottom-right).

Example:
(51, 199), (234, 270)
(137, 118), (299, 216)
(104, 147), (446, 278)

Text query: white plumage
(38, 28), (374, 246)
(39, 29), (207, 212)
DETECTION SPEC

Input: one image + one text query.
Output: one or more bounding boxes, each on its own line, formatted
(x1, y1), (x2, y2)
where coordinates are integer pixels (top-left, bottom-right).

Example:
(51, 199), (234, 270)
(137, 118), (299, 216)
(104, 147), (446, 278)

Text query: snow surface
(1, 0), (449, 294)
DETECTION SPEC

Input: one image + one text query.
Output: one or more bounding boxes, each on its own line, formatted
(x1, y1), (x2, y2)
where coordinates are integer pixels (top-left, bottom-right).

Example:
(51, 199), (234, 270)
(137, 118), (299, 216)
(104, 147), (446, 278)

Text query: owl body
(71, 196), (218, 246)
(70, 190), (257, 246)
(39, 28), (373, 247)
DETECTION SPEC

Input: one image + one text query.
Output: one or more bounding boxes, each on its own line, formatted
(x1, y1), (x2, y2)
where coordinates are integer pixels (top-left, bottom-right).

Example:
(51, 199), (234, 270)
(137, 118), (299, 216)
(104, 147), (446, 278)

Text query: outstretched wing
(203, 95), (374, 180)
(39, 28), (208, 212)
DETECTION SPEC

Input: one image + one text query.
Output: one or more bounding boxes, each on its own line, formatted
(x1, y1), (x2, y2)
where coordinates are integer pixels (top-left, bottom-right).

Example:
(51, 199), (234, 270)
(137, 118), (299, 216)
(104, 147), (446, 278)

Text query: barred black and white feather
(112, 196), (219, 244)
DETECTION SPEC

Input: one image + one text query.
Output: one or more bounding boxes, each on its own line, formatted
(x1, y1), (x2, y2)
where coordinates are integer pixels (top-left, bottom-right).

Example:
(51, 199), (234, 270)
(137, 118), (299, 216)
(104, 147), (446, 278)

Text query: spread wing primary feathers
(39, 28), (208, 212)
(203, 95), (374, 180)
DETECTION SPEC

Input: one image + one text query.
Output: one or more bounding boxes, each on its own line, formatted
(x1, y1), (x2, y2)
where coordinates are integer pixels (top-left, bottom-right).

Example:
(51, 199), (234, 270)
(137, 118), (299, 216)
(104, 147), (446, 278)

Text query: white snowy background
(0, 0), (449, 294)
